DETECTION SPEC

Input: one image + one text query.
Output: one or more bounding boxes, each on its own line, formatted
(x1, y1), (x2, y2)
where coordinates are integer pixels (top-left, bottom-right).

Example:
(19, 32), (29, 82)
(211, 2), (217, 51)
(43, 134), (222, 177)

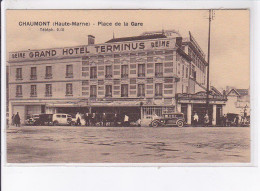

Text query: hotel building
(8, 30), (227, 125)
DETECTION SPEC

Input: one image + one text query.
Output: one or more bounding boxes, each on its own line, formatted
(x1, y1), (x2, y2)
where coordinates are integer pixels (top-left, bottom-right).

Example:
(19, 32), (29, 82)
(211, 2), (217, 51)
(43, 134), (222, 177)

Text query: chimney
(88, 35), (95, 45)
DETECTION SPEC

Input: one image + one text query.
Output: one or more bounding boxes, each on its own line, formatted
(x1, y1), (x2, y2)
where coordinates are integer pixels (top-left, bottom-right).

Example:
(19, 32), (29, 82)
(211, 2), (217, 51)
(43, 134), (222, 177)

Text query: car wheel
(53, 121), (58, 126)
(152, 121), (160, 127)
(177, 120), (184, 127)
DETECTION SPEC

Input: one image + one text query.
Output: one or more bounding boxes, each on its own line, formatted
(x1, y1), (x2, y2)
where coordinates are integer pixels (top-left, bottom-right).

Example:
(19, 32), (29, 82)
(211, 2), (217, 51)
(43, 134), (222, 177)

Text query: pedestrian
(76, 112), (81, 126)
(85, 112), (90, 126)
(235, 115), (239, 127)
(102, 112), (107, 127)
(14, 112), (20, 127)
(137, 118), (141, 127)
(124, 114), (129, 127)
(92, 112), (96, 126)
(204, 113), (209, 127)
(223, 114), (227, 127)
(193, 113), (199, 127)
(114, 113), (118, 127)
(11, 114), (15, 125)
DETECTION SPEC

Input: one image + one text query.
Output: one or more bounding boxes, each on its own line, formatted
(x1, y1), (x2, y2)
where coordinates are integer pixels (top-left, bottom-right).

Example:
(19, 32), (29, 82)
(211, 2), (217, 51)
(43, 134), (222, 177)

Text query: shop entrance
(181, 104), (188, 122)
(192, 104), (213, 125)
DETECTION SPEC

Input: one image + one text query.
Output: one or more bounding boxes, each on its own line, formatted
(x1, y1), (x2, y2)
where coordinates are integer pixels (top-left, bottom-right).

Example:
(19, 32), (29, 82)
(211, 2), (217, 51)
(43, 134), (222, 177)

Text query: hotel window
(66, 83), (73, 96)
(105, 65), (113, 78)
(191, 65), (196, 79)
(182, 65), (185, 77)
(66, 65), (73, 78)
(155, 63), (163, 77)
(121, 65), (128, 78)
(155, 83), (163, 97)
(105, 85), (112, 97)
(186, 67), (189, 78)
(16, 85), (22, 97)
(138, 64), (145, 77)
(90, 85), (97, 97)
(138, 84), (145, 97)
(45, 84), (52, 97)
(45, 66), (52, 79)
(121, 84), (128, 97)
(90, 66), (97, 79)
(30, 85), (37, 97)
(16, 68), (22, 80)
(30, 67), (37, 80)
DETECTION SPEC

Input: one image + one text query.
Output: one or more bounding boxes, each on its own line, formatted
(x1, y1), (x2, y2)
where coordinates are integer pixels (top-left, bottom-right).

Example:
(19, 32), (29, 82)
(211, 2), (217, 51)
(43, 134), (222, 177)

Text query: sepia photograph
(5, 9), (250, 163)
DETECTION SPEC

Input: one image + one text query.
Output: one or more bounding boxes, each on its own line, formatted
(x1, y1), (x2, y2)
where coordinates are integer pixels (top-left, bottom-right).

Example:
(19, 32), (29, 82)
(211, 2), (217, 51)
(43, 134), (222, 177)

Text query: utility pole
(206, 9), (213, 115)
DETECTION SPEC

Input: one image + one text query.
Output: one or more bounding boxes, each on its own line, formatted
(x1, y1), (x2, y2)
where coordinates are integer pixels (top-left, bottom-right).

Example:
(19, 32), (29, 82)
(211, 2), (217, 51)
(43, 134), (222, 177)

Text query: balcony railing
(138, 73), (145, 77)
(121, 74), (128, 78)
(105, 74), (112, 78)
(155, 93), (163, 97)
(16, 76), (23, 80)
(155, 73), (163, 77)
(30, 75), (37, 80)
(30, 93), (37, 97)
(66, 92), (73, 96)
(45, 74), (53, 79)
(105, 94), (112, 98)
(137, 93), (145, 97)
(45, 93), (52, 97)
(90, 75), (97, 79)
(66, 73), (73, 78)
(16, 93), (22, 97)
(121, 93), (128, 97)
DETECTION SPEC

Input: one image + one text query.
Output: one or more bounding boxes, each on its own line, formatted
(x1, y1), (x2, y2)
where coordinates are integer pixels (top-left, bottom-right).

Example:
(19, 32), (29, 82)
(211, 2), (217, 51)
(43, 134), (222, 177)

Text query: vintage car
(38, 114), (54, 126)
(150, 112), (186, 127)
(52, 113), (73, 126)
(25, 114), (54, 126)
(25, 114), (40, 125)
(226, 113), (240, 126)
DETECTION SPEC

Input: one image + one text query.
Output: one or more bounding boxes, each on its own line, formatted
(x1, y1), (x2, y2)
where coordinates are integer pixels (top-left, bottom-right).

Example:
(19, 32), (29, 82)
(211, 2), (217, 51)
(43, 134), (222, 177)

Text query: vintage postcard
(5, 9), (250, 164)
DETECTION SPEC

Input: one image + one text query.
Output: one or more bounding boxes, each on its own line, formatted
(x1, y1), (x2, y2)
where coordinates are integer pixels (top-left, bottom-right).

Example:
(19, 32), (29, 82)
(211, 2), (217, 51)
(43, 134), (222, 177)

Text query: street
(6, 126), (250, 163)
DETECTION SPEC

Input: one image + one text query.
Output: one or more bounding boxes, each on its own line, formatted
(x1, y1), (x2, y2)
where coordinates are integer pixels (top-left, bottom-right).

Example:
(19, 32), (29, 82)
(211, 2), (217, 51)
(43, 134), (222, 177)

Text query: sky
(6, 10), (249, 90)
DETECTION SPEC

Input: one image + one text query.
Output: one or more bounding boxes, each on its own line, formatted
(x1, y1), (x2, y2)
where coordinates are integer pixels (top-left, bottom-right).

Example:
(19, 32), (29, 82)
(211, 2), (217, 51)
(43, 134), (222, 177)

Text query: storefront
(176, 92), (227, 126)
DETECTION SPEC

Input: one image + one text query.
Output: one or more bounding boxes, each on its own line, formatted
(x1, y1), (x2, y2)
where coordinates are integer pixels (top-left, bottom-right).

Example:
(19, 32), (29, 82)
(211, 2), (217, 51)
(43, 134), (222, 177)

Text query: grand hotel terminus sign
(9, 39), (174, 62)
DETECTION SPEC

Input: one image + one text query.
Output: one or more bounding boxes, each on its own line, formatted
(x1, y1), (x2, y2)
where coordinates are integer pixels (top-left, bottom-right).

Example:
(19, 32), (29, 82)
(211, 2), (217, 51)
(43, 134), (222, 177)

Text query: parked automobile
(226, 113), (240, 126)
(25, 114), (40, 125)
(52, 113), (73, 126)
(150, 112), (186, 127)
(38, 114), (53, 126)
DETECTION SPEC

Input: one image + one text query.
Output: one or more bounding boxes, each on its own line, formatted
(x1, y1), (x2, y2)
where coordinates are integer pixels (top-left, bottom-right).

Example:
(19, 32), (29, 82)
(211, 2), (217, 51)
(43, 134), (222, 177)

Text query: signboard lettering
(9, 39), (174, 61)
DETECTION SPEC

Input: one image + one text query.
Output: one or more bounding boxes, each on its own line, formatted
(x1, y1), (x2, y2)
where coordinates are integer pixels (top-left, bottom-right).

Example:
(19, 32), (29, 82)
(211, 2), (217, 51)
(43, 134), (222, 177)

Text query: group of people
(75, 112), (133, 127)
(192, 112), (245, 127)
(11, 112), (21, 127)
(192, 112), (210, 127)
(220, 114), (240, 127)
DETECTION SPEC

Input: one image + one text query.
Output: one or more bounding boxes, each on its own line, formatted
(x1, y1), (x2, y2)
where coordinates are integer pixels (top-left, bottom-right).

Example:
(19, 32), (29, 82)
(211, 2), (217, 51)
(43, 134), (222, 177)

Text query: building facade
(224, 87), (250, 116)
(8, 30), (226, 125)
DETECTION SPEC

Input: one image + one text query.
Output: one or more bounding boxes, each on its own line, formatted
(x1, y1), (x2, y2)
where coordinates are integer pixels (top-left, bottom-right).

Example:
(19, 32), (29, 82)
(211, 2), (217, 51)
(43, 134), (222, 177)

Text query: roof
(211, 86), (222, 95)
(106, 34), (167, 43)
(227, 88), (249, 96)
(236, 89), (249, 96)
